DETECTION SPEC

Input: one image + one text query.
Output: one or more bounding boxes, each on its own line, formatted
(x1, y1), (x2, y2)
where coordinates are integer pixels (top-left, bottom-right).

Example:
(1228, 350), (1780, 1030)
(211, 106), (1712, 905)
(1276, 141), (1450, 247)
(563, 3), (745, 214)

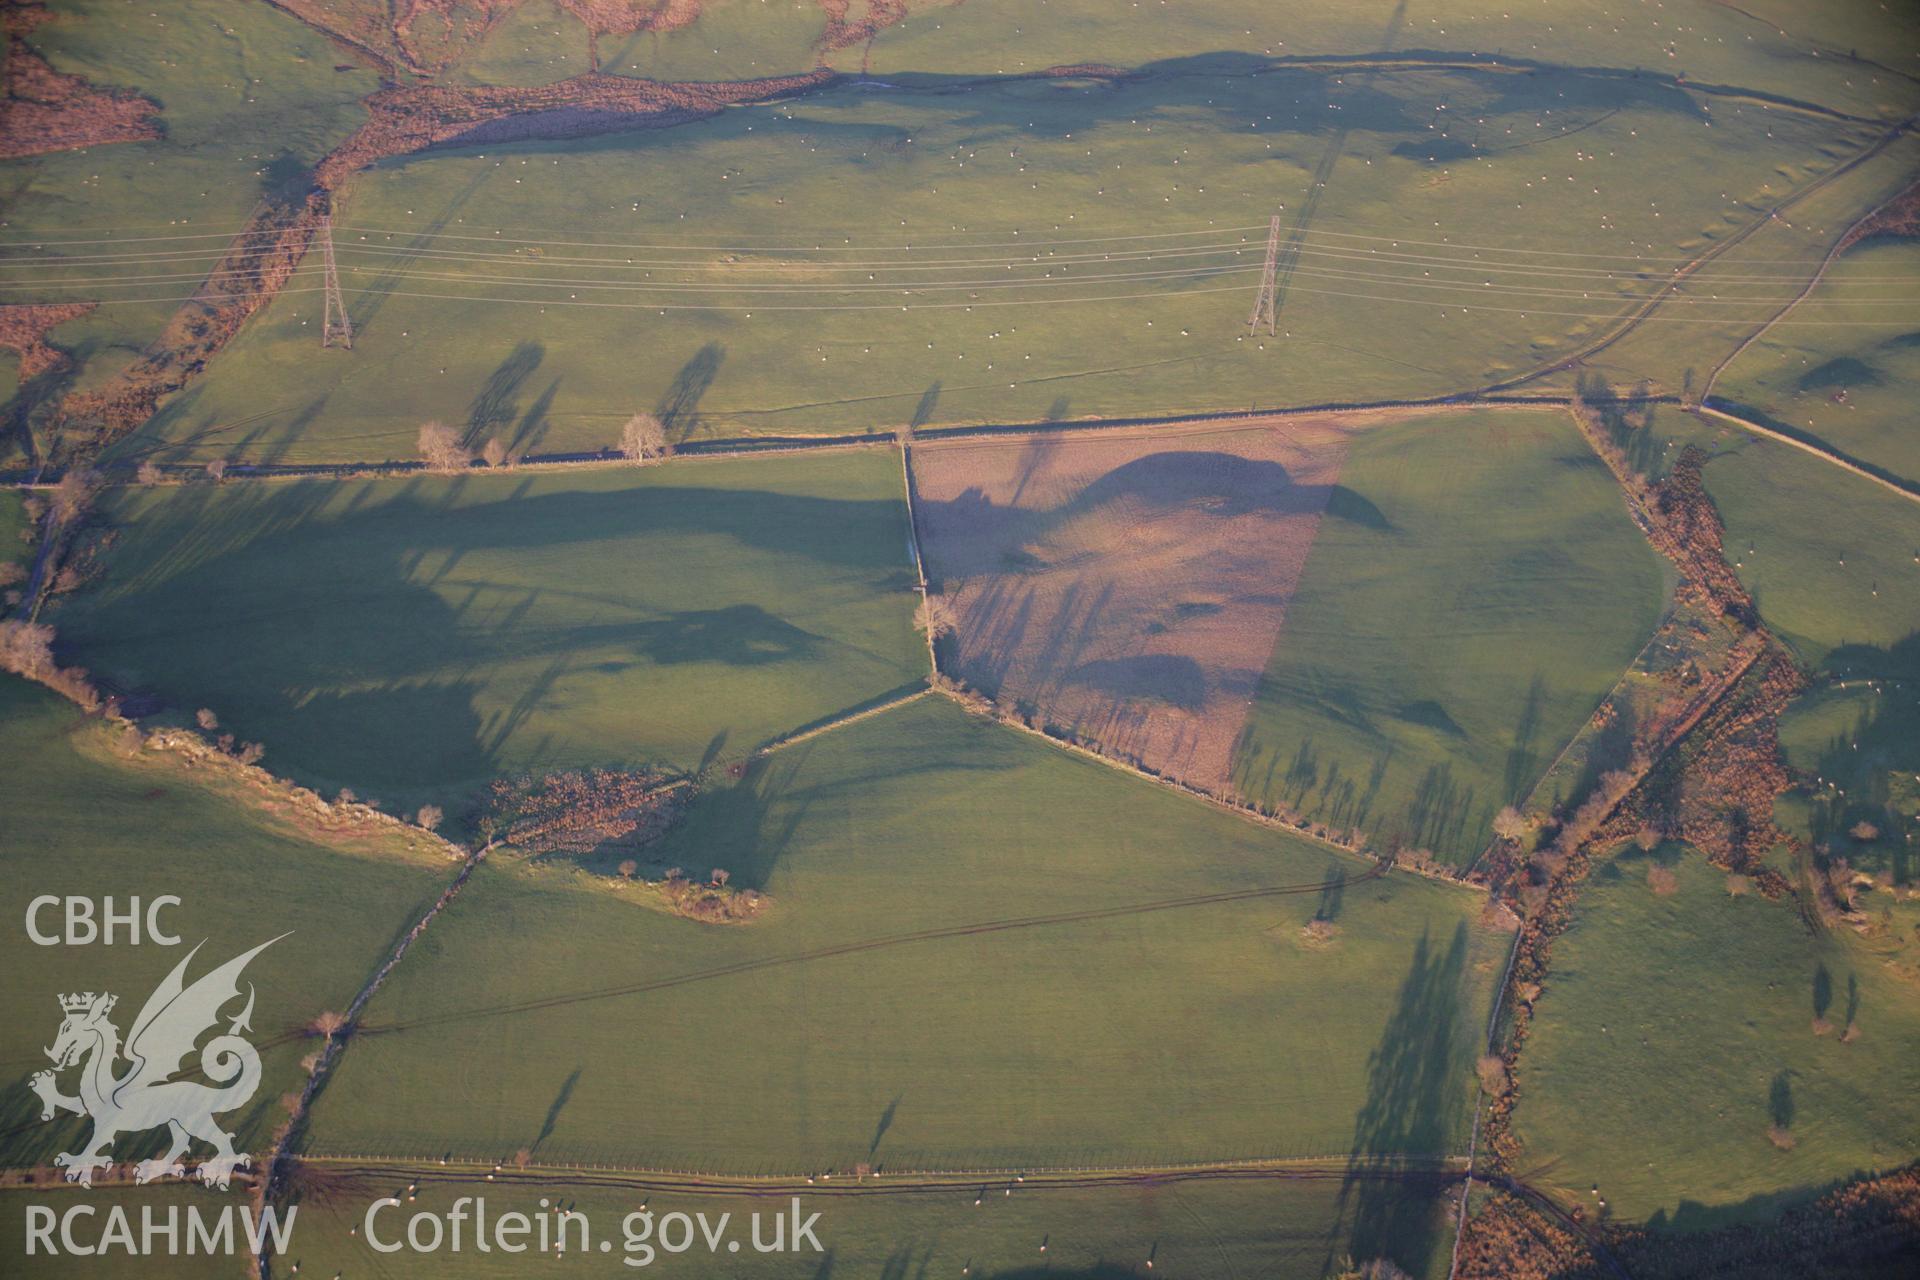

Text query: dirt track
(913, 416), (1363, 792)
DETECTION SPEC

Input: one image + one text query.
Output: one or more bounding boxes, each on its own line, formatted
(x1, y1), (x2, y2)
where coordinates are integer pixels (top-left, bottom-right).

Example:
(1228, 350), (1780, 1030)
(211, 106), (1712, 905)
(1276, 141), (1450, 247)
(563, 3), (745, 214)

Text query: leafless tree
(620, 411), (670, 463)
(237, 741), (266, 766)
(309, 1010), (347, 1038)
(136, 459), (163, 486)
(0, 619), (56, 678)
(1849, 820), (1881, 842)
(915, 593), (956, 638)
(205, 458), (227, 483)
(481, 436), (509, 468)
(1475, 1054), (1510, 1096)
(710, 867), (730, 887)
(418, 420), (472, 473)
(197, 707), (219, 732)
(49, 469), (99, 524)
(415, 804), (444, 831)
(1491, 805), (1527, 842)
(617, 859), (638, 880)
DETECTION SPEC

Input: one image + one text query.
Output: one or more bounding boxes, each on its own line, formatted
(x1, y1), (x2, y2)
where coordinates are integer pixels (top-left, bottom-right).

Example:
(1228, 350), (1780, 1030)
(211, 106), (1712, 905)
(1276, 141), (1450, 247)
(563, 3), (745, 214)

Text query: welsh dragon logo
(28, 936), (284, 1189)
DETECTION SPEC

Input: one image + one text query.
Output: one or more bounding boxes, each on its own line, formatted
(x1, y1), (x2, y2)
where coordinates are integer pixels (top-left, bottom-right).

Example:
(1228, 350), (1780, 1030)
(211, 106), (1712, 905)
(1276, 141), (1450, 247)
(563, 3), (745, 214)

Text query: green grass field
(1231, 409), (1665, 865)
(48, 450), (925, 819)
(0, 677), (449, 1168)
(1569, 130), (1920, 403)
(0, 0), (380, 467)
(1510, 848), (1920, 1228)
(591, 0), (1910, 123)
(306, 696), (1506, 1185)
(104, 57), (1855, 464)
(1713, 236), (1920, 488)
(0, 488), (28, 579)
(441, 0), (595, 87)
(1688, 428), (1920, 672)
(7, 4), (1920, 1273)
(1775, 682), (1920, 889)
(0, 1171), (1461, 1279)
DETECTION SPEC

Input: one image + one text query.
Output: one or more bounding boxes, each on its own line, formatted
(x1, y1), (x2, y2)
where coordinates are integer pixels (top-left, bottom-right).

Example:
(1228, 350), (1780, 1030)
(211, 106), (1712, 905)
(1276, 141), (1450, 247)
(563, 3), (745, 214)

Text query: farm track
(1698, 180), (1920, 402)
(1480, 110), (1920, 396)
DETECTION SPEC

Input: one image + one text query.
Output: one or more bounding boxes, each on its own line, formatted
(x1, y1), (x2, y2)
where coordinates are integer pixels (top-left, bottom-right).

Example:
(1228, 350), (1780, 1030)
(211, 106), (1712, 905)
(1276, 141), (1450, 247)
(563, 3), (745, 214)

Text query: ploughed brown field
(912, 416), (1363, 790)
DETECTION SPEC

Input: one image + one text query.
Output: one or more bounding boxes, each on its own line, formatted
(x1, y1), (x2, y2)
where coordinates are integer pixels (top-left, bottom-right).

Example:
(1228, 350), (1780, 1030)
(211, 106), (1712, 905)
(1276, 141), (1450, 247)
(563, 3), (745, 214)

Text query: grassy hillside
(598, 0), (1910, 122)
(0, 0), (380, 467)
(1693, 431), (1920, 672)
(49, 450), (925, 818)
(1713, 236), (1920, 488)
(111, 60), (1854, 464)
(1569, 131), (1920, 403)
(0, 677), (448, 1168)
(308, 696), (1506, 1185)
(0, 488), (28, 581)
(1232, 409), (1666, 865)
(1775, 682), (1920, 889)
(1511, 848), (1920, 1228)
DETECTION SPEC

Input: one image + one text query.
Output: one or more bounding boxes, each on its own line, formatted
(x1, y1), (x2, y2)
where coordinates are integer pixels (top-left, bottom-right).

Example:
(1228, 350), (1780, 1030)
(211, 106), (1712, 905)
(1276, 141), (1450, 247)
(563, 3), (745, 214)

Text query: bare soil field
(912, 416), (1363, 790)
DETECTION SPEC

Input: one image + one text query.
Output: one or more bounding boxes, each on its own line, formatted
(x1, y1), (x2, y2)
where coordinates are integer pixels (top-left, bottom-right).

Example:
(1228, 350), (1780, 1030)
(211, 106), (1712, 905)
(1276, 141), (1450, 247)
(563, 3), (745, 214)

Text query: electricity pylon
(320, 215), (352, 350)
(1246, 213), (1281, 336)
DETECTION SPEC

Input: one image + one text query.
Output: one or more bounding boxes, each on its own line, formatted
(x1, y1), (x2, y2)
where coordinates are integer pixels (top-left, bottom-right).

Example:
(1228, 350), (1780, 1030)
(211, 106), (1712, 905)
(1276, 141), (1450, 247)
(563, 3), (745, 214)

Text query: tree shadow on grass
(59, 476), (919, 804)
(647, 706), (1022, 889)
(533, 1067), (582, 1153)
(657, 343), (724, 444)
(1330, 922), (1468, 1275)
(466, 341), (544, 448)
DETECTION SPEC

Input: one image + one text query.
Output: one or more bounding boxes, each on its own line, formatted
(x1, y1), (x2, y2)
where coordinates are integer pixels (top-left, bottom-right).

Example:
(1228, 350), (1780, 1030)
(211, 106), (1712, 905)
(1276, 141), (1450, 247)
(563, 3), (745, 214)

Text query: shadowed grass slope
(48, 450), (924, 819)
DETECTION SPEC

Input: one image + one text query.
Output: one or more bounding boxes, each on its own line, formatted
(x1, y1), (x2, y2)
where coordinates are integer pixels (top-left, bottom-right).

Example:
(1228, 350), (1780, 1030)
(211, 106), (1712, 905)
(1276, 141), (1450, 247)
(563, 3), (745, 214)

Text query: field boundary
(256, 838), (497, 1277)
(920, 686), (1491, 892)
(292, 1150), (1466, 1187)
(1481, 111), (1920, 396)
(1700, 179), (1920, 403)
(1692, 403), (1920, 506)
(755, 684), (930, 755)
